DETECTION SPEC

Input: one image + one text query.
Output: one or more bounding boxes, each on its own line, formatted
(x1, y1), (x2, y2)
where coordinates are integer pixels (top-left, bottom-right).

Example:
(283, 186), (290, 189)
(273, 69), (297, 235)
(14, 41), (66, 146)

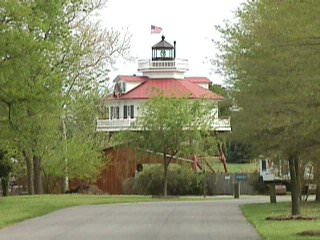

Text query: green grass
(242, 202), (320, 240)
(0, 195), (163, 229)
(211, 161), (259, 174)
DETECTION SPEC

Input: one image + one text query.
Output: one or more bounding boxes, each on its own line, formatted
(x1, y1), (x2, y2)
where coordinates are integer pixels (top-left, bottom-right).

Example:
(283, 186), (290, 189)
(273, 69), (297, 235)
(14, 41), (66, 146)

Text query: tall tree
(216, 0), (320, 216)
(0, 0), (131, 194)
(120, 96), (214, 196)
(210, 84), (232, 117)
(0, 151), (12, 196)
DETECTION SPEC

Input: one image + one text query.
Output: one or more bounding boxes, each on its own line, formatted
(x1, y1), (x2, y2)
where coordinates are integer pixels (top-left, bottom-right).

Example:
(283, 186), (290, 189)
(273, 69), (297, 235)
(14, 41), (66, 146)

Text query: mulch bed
(298, 230), (320, 237)
(266, 215), (317, 221)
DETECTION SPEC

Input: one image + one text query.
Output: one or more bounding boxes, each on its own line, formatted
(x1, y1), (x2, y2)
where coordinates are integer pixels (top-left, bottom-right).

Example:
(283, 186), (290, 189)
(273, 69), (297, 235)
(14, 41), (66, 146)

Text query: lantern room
(152, 36), (176, 61)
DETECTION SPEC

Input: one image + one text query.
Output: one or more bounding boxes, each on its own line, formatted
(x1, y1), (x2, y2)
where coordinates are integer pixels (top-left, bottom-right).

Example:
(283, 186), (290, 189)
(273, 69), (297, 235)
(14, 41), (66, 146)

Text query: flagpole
(150, 25), (164, 59)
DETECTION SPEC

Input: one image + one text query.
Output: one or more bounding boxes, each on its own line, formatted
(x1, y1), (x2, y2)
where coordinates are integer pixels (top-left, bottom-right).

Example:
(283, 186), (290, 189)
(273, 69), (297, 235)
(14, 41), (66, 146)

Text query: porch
(96, 118), (231, 132)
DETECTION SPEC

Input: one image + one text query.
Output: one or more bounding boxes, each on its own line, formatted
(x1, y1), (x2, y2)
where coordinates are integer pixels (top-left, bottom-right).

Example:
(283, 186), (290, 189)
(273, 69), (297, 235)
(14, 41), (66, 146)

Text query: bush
(123, 164), (203, 195)
(249, 173), (268, 194)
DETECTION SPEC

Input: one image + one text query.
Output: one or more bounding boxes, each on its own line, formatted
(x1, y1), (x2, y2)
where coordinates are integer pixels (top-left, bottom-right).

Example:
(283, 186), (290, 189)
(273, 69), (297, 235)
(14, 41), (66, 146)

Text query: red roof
(185, 77), (211, 84)
(114, 75), (147, 83)
(107, 76), (223, 101)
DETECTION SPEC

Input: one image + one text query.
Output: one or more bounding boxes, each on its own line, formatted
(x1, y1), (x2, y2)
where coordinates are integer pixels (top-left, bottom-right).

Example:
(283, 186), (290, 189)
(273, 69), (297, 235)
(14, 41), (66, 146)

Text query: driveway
(0, 196), (269, 240)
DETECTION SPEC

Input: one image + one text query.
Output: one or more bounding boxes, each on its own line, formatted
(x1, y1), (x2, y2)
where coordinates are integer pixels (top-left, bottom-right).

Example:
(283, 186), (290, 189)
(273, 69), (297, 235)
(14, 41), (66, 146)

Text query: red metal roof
(114, 75), (147, 83)
(107, 76), (223, 101)
(185, 77), (211, 84)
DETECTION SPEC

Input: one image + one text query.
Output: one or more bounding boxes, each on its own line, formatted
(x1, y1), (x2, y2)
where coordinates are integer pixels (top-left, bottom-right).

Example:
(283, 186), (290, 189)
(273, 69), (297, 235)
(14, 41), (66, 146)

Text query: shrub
(123, 164), (203, 195)
(249, 173), (268, 194)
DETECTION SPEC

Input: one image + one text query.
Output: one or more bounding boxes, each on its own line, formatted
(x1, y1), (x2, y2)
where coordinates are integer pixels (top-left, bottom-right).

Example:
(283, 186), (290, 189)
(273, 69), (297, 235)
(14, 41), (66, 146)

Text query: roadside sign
(224, 175), (231, 180)
(235, 175), (248, 181)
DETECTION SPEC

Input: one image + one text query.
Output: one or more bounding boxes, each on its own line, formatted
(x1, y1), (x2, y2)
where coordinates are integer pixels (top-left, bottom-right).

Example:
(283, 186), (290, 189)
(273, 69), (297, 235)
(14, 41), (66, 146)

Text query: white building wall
(106, 99), (147, 119)
(105, 99), (219, 120)
(142, 71), (185, 79)
(125, 82), (143, 93)
(197, 83), (209, 89)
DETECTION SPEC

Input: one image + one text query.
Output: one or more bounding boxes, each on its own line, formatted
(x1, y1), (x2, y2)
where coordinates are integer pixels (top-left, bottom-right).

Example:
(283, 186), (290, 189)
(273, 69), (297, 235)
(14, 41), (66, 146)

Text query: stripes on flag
(151, 25), (162, 34)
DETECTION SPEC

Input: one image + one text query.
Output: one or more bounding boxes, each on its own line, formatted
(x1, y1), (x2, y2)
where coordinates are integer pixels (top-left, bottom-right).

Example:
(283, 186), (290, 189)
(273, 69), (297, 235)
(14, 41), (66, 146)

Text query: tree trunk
(33, 156), (43, 194)
(288, 155), (301, 216)
(316, 184), (320, 202)
(62, 117), (69, 192)
(269, 183), (277, 204)
(23, 152), (34, 195)
(315, 163), (320, 202)
(1, 178), (8, 196)
(163, 153), (168, 197)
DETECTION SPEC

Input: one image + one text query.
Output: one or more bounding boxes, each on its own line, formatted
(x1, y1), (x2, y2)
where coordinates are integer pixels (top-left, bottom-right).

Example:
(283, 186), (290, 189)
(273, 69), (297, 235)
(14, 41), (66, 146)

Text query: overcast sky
(99, 0), (245, 85)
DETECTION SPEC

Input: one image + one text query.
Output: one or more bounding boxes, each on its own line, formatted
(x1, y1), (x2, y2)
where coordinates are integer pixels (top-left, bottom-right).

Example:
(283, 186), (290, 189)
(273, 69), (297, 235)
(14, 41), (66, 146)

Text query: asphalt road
(0, 197), (266, 240)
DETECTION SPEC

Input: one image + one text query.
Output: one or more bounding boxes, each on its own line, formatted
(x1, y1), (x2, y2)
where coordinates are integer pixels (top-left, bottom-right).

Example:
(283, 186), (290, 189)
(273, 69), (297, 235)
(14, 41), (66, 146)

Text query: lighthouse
(96, 36), (231, 132)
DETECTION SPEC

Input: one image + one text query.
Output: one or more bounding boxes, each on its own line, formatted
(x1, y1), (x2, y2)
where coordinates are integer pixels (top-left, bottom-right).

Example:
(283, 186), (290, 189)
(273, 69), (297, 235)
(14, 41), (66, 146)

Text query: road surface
(0, 196), (267, 240)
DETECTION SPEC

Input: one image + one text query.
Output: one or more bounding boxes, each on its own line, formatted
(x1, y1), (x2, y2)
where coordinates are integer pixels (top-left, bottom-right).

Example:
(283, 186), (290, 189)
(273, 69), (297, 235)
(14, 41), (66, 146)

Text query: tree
(0, 0), (130, 194)
(216, 0), (320, 216)
(0, 0), (69, 193)
(0, 151), (12, 196)
(120, 95), (214, 196)
(210, 84), (233, 117)
(225, 141), (252, 163)
(42, 93), (108, 192)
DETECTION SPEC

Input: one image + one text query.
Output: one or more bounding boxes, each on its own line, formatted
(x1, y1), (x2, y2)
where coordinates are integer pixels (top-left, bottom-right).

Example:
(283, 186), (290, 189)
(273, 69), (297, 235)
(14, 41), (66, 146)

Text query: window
(115, 106), (119, 119)
(110, 106), (119, 119)
(262, 160), (266, 171)
(123, 105), (128, 119)
(130, 105), (134, 119)
(106, 107), (110, 119)
(123, 105), (134, 119)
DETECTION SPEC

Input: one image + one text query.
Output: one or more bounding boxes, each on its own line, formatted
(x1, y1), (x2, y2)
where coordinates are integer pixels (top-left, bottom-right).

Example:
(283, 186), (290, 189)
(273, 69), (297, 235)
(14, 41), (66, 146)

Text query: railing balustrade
(96, 117), (231, 132)
(138, 59), (188, 71)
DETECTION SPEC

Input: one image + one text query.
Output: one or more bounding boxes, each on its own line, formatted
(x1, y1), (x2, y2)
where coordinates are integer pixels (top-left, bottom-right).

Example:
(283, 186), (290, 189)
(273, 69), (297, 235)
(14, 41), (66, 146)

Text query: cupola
(138, 36), (188, 79)
(152, 36), (176, 61)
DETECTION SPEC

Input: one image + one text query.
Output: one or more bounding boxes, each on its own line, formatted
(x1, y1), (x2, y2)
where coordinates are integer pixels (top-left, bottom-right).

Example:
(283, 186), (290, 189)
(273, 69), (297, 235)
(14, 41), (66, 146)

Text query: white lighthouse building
(96, 36), (231, 132)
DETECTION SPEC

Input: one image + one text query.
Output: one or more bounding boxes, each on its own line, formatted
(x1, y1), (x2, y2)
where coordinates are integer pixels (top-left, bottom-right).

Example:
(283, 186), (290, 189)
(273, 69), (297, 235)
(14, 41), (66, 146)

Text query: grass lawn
(242, 202), (320, 240)
(211, 161), (259, 173)
(0, 195), (163, 229)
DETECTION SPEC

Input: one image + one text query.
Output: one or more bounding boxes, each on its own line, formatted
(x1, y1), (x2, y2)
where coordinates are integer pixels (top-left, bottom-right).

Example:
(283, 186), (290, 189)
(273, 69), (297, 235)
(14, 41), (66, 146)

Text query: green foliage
(216, 0), (320, 215)
(129, 96), (215, 159)
(0, 151), (11, 178)
(0, 0), (128, 192)
(119, 95), (216, 196)
(248, 173), (268, 194)
(210, 84), (233, 117)
(123, 165), (202, 195)
(226, 141), (252, 163)
(216, 0), (320, 155)
(41, 93), (108, 185)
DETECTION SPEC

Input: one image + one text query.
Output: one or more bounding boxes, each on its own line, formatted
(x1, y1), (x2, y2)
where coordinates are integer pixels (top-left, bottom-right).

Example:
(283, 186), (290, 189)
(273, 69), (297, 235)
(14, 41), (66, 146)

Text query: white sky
(99, 0), (244, 85)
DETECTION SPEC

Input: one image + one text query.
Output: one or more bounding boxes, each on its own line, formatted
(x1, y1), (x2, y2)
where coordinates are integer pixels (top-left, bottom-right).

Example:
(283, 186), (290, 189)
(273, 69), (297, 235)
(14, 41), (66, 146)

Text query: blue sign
(236, 175), (248, 181)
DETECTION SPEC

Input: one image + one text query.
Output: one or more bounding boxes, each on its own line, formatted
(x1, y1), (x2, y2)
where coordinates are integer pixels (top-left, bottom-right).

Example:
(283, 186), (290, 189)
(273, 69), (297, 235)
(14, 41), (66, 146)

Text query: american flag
(151, 25), (162, 34)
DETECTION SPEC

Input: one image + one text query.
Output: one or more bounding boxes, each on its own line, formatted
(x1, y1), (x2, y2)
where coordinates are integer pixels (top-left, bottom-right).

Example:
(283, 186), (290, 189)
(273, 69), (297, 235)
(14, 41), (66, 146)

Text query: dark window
(130, 105), (134, 119)
(106, 107), (110, 119)
(262, 160), (266, 171)
(124, 105), (128, 119)
(115, 106), (119, 119)
(110, 106), (114, 119)
(110, 106), (119, 119)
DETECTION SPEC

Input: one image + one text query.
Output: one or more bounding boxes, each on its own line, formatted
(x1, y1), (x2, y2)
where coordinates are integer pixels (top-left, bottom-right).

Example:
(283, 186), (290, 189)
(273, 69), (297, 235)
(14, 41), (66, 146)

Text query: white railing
(138, 58), (188, 71)
(96, 119), (137, 131)
(97, 117), (231, 132)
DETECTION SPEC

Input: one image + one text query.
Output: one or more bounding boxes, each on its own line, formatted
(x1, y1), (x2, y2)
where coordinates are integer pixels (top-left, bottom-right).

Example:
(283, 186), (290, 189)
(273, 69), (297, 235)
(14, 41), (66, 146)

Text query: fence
(206, 173), (258, 195)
